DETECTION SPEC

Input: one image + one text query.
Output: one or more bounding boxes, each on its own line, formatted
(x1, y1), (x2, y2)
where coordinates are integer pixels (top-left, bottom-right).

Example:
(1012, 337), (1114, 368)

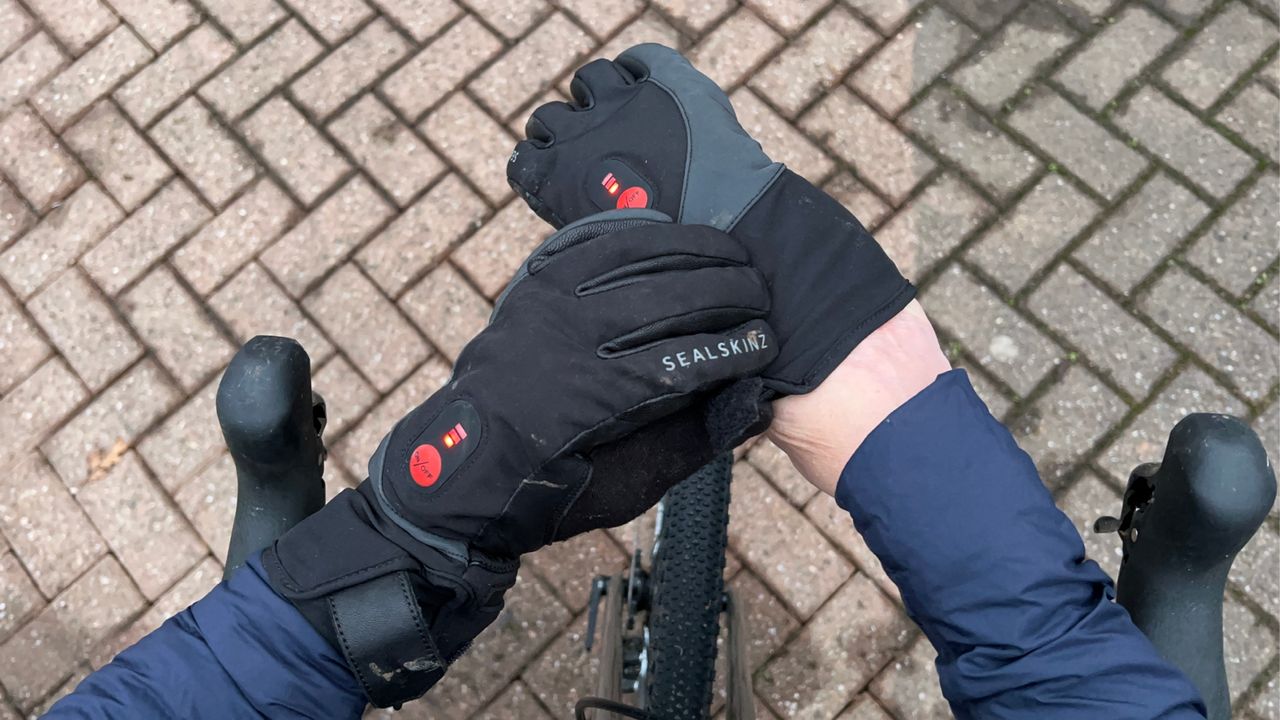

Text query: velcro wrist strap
(328, 571), (446, 708)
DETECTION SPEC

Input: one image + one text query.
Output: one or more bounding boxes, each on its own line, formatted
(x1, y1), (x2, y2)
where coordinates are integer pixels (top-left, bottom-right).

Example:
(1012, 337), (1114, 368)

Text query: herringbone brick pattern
(0, 0), (1277, 717)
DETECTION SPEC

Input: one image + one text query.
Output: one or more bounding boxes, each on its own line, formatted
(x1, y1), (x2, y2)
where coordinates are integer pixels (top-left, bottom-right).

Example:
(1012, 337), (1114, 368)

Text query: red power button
(616, 186), (649, 209)
(409, 444), (443, 487)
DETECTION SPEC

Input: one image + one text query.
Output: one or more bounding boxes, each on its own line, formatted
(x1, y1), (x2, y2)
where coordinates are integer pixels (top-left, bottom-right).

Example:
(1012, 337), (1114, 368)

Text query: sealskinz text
(663, 329), (768, 372)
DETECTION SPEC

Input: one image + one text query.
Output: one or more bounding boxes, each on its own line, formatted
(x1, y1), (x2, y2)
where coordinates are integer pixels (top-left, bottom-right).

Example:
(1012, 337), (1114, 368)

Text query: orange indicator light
(442, 423), (467, 449)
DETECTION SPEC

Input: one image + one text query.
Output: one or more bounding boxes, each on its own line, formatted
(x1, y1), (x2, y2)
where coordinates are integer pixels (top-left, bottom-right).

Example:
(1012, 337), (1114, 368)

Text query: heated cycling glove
(263, 212), (776, 706)
(508, 44), (914, 394)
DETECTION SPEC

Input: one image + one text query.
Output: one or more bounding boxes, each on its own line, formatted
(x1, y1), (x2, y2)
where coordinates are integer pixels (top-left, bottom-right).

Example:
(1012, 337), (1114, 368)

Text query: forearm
(45, 555), (365, 719)
(836, 370), (1205, 718)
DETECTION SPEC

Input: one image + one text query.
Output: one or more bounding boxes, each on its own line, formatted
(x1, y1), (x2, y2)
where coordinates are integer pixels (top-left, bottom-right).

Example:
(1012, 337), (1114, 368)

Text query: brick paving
(0, 0), (1276, 717)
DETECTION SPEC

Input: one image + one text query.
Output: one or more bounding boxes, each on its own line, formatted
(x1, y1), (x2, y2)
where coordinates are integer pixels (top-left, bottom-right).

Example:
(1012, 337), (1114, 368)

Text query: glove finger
(524, 100), (579, 144)
(569, 58), (635, 108)
(615, 42), (678, 81)
(538, 221), (751, 281)
(592, 264), (770, 352)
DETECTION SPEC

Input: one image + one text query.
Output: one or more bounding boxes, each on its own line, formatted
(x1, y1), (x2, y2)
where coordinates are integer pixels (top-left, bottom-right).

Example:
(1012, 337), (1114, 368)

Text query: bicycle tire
(643, 453), (733, 720)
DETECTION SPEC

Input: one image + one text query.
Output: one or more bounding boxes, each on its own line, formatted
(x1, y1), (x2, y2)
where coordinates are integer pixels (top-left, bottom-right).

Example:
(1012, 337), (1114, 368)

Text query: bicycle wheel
(643, 453), (733, 719)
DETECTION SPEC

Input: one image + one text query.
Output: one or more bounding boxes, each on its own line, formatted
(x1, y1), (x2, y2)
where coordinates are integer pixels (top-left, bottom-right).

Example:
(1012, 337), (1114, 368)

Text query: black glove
(263, 212), (776, 706)
(508, 44), (915, 395)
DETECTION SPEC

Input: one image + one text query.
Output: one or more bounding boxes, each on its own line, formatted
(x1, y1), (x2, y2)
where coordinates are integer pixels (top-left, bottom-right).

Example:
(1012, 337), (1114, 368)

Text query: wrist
(766, 300), (950, 494)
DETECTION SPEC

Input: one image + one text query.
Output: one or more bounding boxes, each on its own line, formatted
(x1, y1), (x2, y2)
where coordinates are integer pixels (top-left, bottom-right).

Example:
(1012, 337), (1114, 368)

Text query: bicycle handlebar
(218, 336), (327, 578)
(1107, 413), (1276, 719)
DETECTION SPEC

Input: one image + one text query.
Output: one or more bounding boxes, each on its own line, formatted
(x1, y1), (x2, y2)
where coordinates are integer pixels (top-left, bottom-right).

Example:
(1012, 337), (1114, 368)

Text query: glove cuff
(733, 169), (916, 394)
(262, 484), (519, 707)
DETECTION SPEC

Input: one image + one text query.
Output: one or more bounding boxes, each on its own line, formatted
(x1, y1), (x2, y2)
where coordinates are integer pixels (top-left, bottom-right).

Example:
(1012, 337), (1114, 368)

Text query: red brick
(0, 607), (80, 710)
(474, 681), (552, 720)
(150, 98), (257, 207)
(467, 0), (549, 41)
(0, 182), (122, 298)
(42, 360), (179, 489)
(120, 266), (233, 390)
(312, 354), (377, 437)
(802, 88), (932, 204)
(0, 32), (67, 113)
(24, 0), (117, 54)
(240, 97), (350, 206)
(290, 0), (373, 43)
(374, 0), (462, 41)
(803, 493), (900, 603)
(136, 379), (221, 492)
(421, 93), (515, 203)
(0, 286), (50, 394)
(425, 572), (571, 716)
(728, 462), (853, 618)
(758, 574), (913, 717)
(210, 261), (334, 361)
(873, 173), (990, 279)
(260, 176), (393, 296)
(0, 107), (83, 211)
(526, 531), (627, 612)
(382, 15), (503, 119)
(199, 0), (286, 43)
(328, 95), (445, 207)
(49, 555), (145, 653)
(174, 452), (236, 563)
(0, 553), (41, 643)
(0, 181), (34, 249)
(28, 268), (141, 390)
(0, 0), (35, 57)
(81, 180), (212, 295)
(358, 175), (486, 295)
(868, 637), (950, 719)
(745, 0), (826, 34)
(651, 0), (732, 33)
(452, 200), (546, 299)
(199, 19), (323, 120)
(469, 13), (594, 120)
(0, 456), (105, 596)
(304, 264), (429, 392)
(173, 178), (299, 296)
(75, 452), (206, 599)
(750, 6), (877, 116)
(114, 24), (236, 126)
(107, 0), (197, 50)
(400, 263), (491, 362)
(293, 19), (410, 118)
(731, 88), (833, 180)
(62, 101), (173, 210)
(520, 613), (597, 716)
(558, 0), (642, 38)
(850, 7), (976, 117)
(690, 8), (783, 89)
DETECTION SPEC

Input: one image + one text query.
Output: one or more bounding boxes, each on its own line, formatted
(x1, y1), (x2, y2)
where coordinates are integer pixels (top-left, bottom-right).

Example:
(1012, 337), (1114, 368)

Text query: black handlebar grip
(1111, 414), (1276, 719)
(218, 336), (327, 578)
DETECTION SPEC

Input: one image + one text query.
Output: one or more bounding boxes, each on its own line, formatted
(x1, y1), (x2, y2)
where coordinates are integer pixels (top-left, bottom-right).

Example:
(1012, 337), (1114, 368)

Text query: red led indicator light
(442, 423), (467, 449)
(601, 173), (621, 195)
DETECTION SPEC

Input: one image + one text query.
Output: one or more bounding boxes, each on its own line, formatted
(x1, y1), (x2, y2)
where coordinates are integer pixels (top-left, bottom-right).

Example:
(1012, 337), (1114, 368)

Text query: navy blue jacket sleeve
(43, 554), (366, 719)
(837, 369), (1206, 719)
